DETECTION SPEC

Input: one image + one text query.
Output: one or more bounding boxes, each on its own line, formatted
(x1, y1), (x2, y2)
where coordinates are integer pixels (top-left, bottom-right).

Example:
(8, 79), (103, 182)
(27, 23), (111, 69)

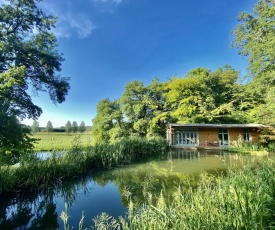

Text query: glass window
(243, 128), (251, 141)
(174, 129), (198, 146)
(218, 128), (229, 146)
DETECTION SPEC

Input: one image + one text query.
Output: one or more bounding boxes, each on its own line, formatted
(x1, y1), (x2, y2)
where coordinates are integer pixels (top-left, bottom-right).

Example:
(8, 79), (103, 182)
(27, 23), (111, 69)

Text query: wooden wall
(198, 127), (260, 146)
(169, 126), (261, 146)
(198, 128), (218, 146)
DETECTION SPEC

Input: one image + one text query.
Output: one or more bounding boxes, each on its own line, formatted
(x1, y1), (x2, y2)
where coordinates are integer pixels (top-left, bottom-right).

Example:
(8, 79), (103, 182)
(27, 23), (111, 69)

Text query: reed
(121, 159), (275, 229)
(226, 139), (269, 155)
(61, 158), (275, 229)
(0, 137), (169, 194)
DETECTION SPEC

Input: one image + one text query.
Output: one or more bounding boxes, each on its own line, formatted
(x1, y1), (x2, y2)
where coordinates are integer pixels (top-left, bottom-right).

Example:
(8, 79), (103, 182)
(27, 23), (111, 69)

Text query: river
(0, 150), (271, 229)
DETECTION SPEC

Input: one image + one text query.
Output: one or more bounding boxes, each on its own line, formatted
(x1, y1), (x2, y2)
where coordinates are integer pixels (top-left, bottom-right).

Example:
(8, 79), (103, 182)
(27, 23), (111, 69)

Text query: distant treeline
(30, 120), (92, 133)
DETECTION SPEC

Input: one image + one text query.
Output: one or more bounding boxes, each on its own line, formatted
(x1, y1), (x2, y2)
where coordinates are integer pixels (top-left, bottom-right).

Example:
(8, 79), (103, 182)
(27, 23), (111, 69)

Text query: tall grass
(61, 158), (275, 229)
(123, 159), (275, 229)
(227, 137), (268, 155)
(0, 137), (169, 194)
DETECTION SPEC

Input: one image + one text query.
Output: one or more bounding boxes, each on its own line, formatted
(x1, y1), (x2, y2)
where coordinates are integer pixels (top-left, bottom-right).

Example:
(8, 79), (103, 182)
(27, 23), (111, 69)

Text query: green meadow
(31, 132), (93, 151)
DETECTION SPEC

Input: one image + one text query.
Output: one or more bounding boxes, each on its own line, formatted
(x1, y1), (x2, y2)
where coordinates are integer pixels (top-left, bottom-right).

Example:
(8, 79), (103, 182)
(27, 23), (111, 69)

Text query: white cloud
(39, 1), (95, 39)
(91, 0), (122, 12)
(53, 10), (96, 39)
(93, 0), (122, 4)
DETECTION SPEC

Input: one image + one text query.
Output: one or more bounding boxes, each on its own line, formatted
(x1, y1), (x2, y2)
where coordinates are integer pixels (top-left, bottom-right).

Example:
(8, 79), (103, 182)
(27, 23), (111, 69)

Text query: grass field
(31, 132), (94, 151)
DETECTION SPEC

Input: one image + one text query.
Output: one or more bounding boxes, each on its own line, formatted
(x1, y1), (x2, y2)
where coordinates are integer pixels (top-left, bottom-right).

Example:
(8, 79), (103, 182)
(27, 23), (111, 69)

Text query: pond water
(0, 150), (272, 229)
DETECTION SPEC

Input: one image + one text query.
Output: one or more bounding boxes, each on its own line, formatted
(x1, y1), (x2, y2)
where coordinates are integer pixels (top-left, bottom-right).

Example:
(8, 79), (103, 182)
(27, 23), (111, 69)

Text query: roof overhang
(168, 123), (269, 129)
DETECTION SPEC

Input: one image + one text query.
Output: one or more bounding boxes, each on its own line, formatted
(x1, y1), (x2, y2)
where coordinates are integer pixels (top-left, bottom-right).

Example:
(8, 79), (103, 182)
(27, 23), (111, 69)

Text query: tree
(65, 121), (72, 133)
(72, 121), (78, 133)
(0, 0), (70, 159)
(232, 0), (275, 89)
(31, 120), (39, 133)
(121, 81), (149, 137)
(78, 121), (86, 133)
(232, 0), (275, 125)
(45, 121), (53, 133)
(92, 98), (124, 142)
(0, 109), (34, 165)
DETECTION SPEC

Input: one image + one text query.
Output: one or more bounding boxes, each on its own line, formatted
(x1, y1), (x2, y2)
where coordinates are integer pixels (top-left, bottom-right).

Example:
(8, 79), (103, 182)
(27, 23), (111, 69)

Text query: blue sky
(21, 0), (256, 128)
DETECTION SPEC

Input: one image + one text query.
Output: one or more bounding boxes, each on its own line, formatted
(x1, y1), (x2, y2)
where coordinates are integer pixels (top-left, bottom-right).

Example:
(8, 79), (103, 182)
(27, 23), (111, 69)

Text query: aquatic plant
(0, 137), (169, 194)
(122, 159), (275, 229)
(61, 158), (275, 229)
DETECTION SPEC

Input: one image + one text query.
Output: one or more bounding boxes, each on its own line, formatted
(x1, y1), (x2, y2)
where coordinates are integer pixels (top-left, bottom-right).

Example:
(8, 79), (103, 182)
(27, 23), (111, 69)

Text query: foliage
(258, 126), (275, 149)
(0, 113), (34, 165)
(45, 121), (53, 133)
(0, 0), (70, 161)
(31, 120), (40, 133)
(65, 121), (72, 133)
(72, 121), (78, 133)
(61, 159), (275, 229)
(232, 0), (275, 88)
(0, 137), (169, 194)
(119, 160), (275, 229)
(92, 66), (250, 142)
(232, 0), (275, 125)
(92, 98), (124, 143)
(78, 121), (86, 133)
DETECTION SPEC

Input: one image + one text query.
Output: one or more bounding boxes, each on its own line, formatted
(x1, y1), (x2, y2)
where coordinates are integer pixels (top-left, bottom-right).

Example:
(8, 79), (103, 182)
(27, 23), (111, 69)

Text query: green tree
(45, 121), (53, 133)
(72, 121), (78, 133)
(31, 120), (39, 133)
(146, 78), (170, 137)
(65, 121), (72, 133)
(0, 109), (33, 165)
(92, 98), (124, 142)
(164, 66), (240, 124)
(78, 121), (86, 133)
(164, 69), (214, 123)
(0, 67), (36, 162)
(121, 81), (149, 137)
(232, 0), (275, 89)
(232, 0), (275, 125)
(0, 0), (70, 159)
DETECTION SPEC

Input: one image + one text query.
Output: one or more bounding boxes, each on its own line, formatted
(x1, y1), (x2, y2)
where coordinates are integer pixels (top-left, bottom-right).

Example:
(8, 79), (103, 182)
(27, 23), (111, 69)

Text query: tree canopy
(232, 0), (275, 125)
(45, 121), (53, 133)
(91, 66), (247, 143)
(78, 121), (86, 133)
(65, 121), (72, 133)
(0, 0), (70, 158)
(31, 120), (39, 133)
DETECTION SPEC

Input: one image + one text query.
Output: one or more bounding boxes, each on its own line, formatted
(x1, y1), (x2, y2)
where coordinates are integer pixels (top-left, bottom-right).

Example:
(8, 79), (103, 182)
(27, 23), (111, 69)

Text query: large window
(218, 128), (229, 146)
(243, 128), (251, 142)
(174, 130), (198, 146)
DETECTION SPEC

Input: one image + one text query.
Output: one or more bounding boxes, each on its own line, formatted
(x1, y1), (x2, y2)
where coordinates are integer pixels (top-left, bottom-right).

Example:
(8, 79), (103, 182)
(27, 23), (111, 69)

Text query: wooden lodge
(166, 124), (267, 149)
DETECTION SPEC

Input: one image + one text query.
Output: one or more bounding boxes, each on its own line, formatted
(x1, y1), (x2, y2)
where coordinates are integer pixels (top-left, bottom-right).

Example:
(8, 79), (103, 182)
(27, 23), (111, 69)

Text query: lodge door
(218, 129), (229, 147)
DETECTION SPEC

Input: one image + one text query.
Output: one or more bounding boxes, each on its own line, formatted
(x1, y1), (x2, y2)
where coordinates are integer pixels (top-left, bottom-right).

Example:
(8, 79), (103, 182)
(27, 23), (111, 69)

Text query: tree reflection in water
(0, 150), (256, 229)
(0, 175), (91, 229)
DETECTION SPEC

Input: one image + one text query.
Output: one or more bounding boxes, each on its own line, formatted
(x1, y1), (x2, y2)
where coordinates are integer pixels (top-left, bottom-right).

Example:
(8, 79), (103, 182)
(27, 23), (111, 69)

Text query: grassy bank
(225, 141), (271, 155)
(0, 137), (169, 194)
(63, 158), (275, 229)
(31, 132), (93, 151)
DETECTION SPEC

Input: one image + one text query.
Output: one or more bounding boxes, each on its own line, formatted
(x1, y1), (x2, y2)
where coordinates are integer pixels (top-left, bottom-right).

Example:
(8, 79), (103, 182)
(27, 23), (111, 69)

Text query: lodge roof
(168, 123), (268, 129)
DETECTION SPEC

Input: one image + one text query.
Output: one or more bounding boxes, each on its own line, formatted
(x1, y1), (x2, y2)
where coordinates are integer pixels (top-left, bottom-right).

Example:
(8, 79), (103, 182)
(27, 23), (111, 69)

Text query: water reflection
(0, 150), (272, 229)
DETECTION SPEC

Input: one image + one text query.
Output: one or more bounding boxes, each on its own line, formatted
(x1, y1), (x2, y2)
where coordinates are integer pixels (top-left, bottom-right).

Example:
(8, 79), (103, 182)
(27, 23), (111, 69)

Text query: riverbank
(64, 158), (275, 229)
(0, 137), (169, 194)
